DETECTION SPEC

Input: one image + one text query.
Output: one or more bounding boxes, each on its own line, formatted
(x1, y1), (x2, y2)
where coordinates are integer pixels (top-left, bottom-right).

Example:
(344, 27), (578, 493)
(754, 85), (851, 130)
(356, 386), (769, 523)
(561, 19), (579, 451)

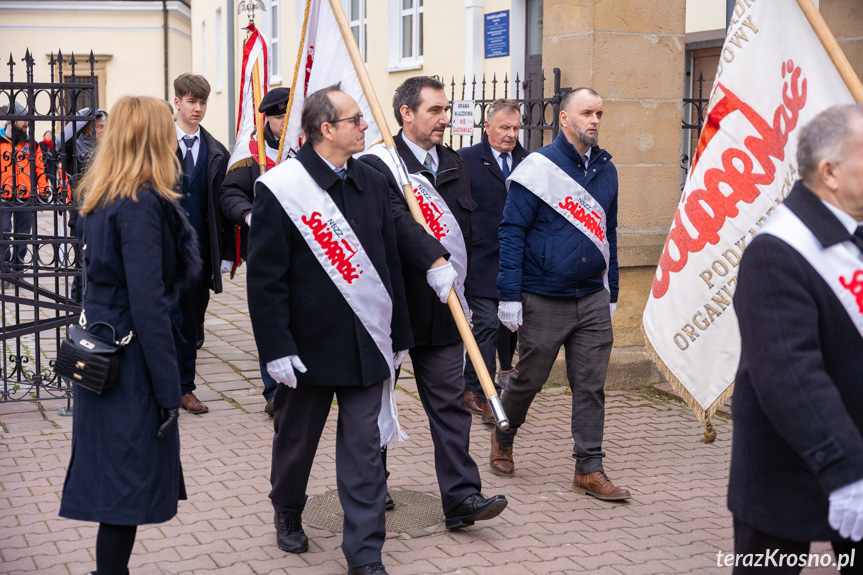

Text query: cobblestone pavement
(0, 270), (839, 574)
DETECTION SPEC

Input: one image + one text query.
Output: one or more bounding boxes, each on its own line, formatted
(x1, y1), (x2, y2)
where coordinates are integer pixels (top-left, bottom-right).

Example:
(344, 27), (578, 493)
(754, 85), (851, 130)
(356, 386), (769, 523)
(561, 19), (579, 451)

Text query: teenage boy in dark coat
(172, 73), (233, 414)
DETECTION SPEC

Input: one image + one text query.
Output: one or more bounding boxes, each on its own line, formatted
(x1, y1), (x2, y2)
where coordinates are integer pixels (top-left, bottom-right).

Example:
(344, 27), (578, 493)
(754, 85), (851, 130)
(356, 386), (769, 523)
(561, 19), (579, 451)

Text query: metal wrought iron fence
(681, 72), (711, 192)
(440, 68), (569, 152)
(1, 49), (97, 409)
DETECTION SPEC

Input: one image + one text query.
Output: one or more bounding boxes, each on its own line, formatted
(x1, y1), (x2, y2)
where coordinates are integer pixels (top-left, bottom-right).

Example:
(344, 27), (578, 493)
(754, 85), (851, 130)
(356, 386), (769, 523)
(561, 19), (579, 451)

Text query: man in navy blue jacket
(728, 104), (863, 570)
(489, 88), (629, 501)
(457, 99), (528, 422)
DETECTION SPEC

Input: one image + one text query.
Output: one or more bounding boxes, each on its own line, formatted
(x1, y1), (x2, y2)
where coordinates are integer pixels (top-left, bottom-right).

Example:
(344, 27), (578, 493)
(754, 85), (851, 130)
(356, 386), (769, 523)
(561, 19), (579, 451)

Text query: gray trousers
(495, 290), (613, 474)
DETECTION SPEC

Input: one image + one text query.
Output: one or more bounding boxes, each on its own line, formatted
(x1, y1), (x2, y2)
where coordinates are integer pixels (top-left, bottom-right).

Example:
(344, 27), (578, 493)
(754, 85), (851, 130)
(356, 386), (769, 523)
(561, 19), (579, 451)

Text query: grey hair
(560, 87), (599, 113)
(301, 83), (341, 146)
(486, 99), (521, 124)
(797, 104), (863, 184)
(392, 76), (445, 127)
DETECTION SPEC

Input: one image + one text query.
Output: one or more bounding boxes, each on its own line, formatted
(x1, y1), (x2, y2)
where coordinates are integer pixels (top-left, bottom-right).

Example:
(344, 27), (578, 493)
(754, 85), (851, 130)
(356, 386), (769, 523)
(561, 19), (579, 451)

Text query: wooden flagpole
(796, 0), (863, 103)
(326, 0), (509, 429)
(251, 59), (267, 175)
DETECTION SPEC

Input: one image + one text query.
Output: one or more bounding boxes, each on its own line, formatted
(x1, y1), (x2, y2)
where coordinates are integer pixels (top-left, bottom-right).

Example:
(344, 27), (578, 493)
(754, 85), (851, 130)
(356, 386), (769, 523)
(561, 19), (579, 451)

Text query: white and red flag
(642, 0), (857, 435)
(228, 22), (271, 171)
(280, 0), (381, 160)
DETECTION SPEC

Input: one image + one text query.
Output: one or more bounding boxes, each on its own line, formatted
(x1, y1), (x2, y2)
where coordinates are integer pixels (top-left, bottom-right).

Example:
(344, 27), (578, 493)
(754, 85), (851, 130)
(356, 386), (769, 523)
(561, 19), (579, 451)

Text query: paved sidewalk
(0, 270), (838, 574)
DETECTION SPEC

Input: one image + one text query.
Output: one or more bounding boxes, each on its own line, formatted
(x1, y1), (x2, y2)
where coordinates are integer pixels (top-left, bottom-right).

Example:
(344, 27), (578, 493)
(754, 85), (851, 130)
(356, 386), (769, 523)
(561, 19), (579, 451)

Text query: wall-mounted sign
(485, 10), (510, 59)
(451, 101), (475, 136)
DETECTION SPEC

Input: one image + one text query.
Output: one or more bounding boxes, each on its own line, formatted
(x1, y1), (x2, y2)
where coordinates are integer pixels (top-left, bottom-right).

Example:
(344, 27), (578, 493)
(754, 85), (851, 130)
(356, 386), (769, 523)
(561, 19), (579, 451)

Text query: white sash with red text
(507, 152), (610, 291)
(363, 144), (470, 319)
(759, 204), (863, 338)
(257, 159), (406, 445)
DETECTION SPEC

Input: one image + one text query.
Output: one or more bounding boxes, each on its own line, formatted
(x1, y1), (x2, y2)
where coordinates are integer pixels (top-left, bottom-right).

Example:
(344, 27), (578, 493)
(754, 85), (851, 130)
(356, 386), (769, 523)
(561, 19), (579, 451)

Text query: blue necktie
(500, 153), (510, 178)
(182, 135), (197, 178)
(853, 226), (863, 253)
(335, 168), (346, 180)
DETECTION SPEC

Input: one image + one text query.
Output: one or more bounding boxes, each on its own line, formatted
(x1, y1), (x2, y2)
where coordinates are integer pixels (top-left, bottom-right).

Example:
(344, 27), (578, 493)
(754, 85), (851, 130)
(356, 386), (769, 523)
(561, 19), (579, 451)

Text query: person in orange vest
(1, 103), (46, 271)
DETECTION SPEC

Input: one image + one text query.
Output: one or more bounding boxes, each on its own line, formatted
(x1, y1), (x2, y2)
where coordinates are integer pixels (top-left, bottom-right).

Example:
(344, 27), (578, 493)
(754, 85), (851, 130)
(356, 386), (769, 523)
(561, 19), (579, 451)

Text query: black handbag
(56, 313), (135, 394)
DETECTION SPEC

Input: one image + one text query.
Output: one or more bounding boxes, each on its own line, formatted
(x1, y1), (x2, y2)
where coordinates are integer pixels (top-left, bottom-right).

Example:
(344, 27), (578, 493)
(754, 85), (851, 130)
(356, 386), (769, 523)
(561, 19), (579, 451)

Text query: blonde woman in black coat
(58, 96), (200, 575)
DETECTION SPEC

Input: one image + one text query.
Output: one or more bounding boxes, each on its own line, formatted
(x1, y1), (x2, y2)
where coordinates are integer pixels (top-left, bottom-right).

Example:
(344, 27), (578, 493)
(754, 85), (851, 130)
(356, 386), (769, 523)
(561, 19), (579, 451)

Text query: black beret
(259, 87), (291, 115)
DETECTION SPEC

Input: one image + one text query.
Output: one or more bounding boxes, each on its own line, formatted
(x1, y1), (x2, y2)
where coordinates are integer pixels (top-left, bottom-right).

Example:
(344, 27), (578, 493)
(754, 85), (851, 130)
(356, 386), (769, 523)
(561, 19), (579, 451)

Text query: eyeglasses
(328, 113), (363, 126)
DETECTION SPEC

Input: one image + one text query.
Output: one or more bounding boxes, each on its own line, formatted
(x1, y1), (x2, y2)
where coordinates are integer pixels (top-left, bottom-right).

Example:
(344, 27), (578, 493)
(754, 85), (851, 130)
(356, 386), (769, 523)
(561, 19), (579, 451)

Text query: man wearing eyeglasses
(247, 85), (412, 575)
(361, 76), (508, 532)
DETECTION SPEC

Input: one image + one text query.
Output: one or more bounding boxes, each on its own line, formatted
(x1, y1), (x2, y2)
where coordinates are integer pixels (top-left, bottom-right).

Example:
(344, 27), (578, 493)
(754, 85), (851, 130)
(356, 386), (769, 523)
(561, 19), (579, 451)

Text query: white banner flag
(642, 0), (855, 430)
(280, 0), (381, 161)
(228, 22), (270, 171)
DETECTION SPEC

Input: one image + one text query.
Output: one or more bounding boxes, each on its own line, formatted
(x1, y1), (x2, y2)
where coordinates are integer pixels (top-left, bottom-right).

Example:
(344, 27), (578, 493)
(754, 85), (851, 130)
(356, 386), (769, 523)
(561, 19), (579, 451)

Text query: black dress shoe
(385, 490), (394, 510)
(347, 562), (389, 575)
(274, 510), (308, 553)
(444, 493), (508, 530)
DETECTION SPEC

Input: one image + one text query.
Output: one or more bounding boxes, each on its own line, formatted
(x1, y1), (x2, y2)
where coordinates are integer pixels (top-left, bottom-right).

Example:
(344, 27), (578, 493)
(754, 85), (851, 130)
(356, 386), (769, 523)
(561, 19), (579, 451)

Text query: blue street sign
(485, 10), (510, 59)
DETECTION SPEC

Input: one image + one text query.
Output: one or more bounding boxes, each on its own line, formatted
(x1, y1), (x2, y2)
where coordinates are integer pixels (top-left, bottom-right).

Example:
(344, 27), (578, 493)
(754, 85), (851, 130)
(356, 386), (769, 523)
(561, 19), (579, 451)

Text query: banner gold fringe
(641, 324), (733, 444)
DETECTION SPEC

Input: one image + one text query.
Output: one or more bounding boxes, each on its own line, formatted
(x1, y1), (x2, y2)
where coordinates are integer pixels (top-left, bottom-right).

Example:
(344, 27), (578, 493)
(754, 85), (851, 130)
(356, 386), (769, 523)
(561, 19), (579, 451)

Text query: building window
(348, 0), (367, 63)
(400, 0), (423, 61)
(267, 0), (281, 83)
(200, 20), (206, 76)
(215, 8), (223, 93)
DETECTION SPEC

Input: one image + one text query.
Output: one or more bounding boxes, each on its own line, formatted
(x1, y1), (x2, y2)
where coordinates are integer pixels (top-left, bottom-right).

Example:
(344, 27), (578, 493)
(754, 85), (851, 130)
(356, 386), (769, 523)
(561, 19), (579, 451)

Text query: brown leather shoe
(463, 391), (483, 415)
(571, 471), (631, 501)
(489, 430), (514, 477)
(180, 392), (209, 414)
(481, 400), (494, 425)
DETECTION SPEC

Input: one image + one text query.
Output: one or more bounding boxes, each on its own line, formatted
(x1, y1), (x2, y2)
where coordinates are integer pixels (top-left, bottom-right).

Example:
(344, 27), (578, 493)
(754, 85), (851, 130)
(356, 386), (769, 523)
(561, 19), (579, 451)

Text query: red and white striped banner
(228, 22), (270, 171)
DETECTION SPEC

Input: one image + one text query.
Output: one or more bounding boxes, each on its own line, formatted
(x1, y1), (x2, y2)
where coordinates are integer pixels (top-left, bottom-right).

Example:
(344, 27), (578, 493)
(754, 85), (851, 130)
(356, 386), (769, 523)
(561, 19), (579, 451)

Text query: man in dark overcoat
(728, 104), (863, 572)
(246, 86), (412, 575)
(172, 73), (233, 414)
(457, 98), (528, 422)
(361, 76), (508, 531)
(220, 87), (290, 415)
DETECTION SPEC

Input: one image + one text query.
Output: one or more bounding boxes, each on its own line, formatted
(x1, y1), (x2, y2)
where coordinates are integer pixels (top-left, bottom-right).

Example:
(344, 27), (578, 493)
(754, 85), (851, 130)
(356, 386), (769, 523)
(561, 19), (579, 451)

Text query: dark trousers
(2, 210), (33, 269)
(733, 518), (863, 574)
(269, 381), (386, 568)
(176, 271), (209, 394)
(464, 296), (503, 402)
(260, 361), (277, 400)
(497, 325), (518, 371)
(496, 290), (613, 474)
(409, 343), (482, 513)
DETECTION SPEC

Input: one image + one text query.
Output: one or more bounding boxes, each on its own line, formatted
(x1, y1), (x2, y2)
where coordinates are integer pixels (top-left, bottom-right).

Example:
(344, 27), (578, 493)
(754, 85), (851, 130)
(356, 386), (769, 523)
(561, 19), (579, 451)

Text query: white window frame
(261, 0), (282, 84)
(342, 0), (367, 63)
(387, 0), (423, 72)
(200, 20), (206, 77)
(215, 7), (223, 93)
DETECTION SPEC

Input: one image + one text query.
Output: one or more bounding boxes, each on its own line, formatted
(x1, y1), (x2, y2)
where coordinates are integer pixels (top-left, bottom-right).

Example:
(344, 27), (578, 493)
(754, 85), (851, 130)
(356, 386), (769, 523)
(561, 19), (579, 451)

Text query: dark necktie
(423, 152), (436, 176)
(582, 153), (590, 174)
(852, 226), (863, 253)
(335, 168), (346, 180)
(500, 153), (510, 178)
(182, 135), (197, 178)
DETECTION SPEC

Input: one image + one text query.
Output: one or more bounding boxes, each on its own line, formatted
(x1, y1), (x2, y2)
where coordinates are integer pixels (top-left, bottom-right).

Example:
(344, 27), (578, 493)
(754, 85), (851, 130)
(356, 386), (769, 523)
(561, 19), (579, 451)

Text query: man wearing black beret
(220, 86), (290, 415)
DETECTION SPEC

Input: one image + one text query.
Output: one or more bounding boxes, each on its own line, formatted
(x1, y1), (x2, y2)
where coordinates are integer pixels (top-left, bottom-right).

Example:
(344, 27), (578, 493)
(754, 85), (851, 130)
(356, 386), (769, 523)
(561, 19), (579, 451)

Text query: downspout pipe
(227, 0), (236, 147)
(163, 0), (169, 101)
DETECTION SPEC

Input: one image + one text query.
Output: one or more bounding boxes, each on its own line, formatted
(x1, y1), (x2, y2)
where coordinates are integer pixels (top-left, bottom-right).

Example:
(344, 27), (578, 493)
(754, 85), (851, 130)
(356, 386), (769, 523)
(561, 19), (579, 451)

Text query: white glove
(266, 355), (308, 389)
(829, 478), (863, 541)
(393, 349), (408, 369)
(220, 260), (233, 275)
(426, 262), (458, 303)
(609, 302), (617, 319)
(498, 301), (523, 332)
